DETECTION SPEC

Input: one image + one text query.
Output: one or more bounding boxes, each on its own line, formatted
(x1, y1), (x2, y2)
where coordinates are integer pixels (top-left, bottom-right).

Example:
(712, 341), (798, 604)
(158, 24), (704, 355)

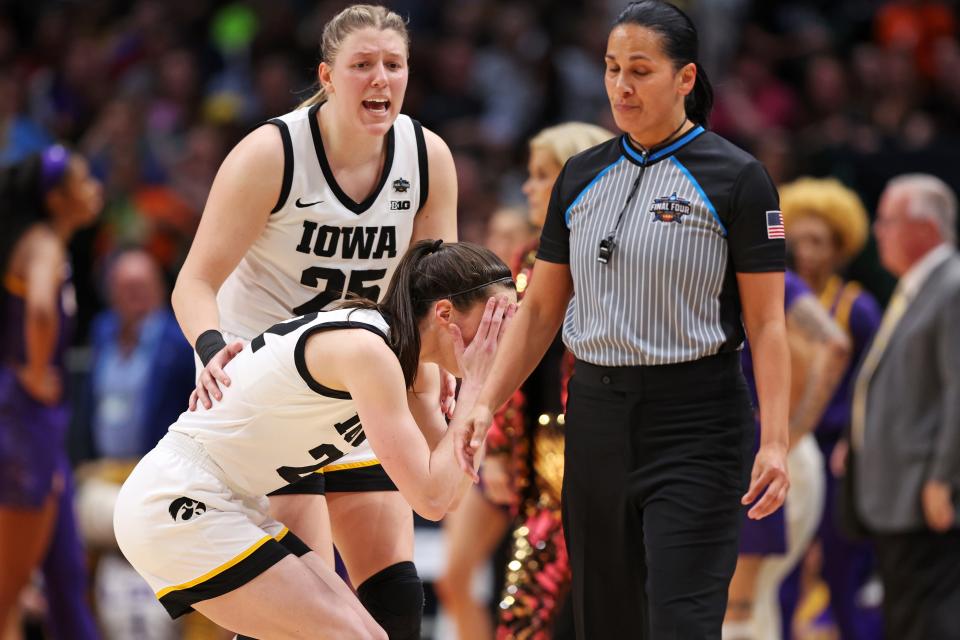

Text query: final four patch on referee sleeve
(766, 210), (785, 239)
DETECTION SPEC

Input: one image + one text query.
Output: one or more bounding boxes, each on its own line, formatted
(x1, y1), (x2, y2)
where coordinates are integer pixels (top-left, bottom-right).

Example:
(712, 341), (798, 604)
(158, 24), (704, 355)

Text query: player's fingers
(461, 444), (479, 482)
(196, 383), (212, 410)
(485, 296), (508, 345)
(203, 376), (223, 402)
(454, 445), (470, 476)
(217, 342), (243, 386)
(443, 397), (457, 418)
(210, 363), (231, 387)
(198, 370), (221, 405)
(454, 426), (473, 474)
(448, 324), (466, 371)
(188, 390), (199, 412)
(498, 302), (517, 341)
(470, 426), (488, 450)
(474, 296), (496, 342)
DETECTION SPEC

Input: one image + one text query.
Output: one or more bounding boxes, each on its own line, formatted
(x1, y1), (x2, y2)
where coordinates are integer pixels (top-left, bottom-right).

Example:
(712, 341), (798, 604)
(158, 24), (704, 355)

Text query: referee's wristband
(195, 329), (227, 367)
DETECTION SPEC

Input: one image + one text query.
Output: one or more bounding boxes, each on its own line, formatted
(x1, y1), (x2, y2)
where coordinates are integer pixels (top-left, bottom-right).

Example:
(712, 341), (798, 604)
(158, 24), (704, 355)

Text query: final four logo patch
(392, 177), (410, 193)
(650, 192), (692, 224)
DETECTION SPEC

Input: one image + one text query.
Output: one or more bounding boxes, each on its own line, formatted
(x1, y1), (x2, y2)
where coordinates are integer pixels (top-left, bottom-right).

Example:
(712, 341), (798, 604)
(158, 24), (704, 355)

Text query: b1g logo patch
(168, 497), (207, 522)
(650, 192), (692, 224)
(390, 200), (411, 210)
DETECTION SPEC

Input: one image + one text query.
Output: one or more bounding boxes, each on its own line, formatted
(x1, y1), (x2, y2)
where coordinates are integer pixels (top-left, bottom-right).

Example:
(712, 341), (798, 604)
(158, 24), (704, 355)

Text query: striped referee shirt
(537, 126), (784, 366)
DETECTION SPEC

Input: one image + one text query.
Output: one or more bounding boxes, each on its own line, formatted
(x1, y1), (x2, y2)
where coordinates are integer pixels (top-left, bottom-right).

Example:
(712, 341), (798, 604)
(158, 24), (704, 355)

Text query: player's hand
(454, 403), (495, 480)
(17, 365), (62, 406)
(742, 442), (790, 520)
(439, 368), (457, 419)
(448, 295), (516, 389)
(190, 341), (244, 411)
(481, 453), (517, 506)
(922, 480), (955, 533)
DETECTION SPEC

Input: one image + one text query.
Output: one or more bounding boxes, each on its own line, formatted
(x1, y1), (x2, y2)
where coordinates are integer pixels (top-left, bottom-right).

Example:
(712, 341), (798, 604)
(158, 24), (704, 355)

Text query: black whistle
(597, 235), (616, 264)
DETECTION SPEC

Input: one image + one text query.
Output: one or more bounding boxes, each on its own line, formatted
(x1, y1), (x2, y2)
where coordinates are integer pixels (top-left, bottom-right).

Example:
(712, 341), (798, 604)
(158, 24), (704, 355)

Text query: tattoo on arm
(787, 296), (842, 343)
(786, 295), (851, 442)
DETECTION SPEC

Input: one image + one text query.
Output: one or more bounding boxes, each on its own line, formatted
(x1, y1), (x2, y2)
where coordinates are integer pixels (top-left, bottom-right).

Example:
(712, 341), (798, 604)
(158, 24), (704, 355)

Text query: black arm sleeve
(536, 164), (571, 264)
(725, 160), (785, 273)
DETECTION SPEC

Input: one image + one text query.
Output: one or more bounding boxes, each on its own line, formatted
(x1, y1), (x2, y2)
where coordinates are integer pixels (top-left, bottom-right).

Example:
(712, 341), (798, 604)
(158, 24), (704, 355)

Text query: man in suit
(852, 173), (960, 640)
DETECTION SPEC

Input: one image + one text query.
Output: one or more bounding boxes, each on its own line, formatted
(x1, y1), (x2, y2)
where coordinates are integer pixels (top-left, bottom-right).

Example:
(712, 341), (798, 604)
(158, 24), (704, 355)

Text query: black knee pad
(356, 561), (424, 640)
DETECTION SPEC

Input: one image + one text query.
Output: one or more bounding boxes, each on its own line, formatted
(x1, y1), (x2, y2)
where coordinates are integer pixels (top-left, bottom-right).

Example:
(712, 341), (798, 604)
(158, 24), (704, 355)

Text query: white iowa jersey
(170, 308), (391, 496)
(218, 104), (427, 339)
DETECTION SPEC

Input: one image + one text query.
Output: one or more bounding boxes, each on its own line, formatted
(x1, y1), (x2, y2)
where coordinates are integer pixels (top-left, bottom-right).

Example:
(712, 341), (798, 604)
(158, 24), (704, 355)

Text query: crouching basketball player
(114, 241), (516, 639)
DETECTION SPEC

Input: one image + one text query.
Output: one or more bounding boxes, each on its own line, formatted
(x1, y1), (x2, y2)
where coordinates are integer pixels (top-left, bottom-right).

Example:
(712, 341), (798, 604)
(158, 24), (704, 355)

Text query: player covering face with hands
(114, 241), (515, 640)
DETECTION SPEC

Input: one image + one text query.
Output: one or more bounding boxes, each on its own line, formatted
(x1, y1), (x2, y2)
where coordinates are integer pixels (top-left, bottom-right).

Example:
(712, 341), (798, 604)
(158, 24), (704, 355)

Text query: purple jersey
(738, 271), (809, 555)
(0, 272), (75, 507)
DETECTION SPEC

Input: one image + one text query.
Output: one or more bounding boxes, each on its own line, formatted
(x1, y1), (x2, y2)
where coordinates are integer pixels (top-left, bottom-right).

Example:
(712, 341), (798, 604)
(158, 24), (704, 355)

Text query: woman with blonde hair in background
(172, 5), (458, 638)
(437, 122), (613, 640)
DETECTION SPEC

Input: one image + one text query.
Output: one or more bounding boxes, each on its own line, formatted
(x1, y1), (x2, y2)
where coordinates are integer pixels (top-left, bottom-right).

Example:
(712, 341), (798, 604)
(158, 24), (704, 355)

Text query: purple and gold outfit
(0, 272), (74, 507)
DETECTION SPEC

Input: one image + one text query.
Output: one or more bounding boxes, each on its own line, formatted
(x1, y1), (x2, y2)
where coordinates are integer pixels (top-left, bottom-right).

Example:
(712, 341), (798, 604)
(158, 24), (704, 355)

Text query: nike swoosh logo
(295, 197), (324, 208)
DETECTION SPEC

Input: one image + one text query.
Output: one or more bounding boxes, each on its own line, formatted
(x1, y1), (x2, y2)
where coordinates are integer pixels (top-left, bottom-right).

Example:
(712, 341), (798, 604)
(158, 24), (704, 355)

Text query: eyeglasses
(873, 216), (908, 228)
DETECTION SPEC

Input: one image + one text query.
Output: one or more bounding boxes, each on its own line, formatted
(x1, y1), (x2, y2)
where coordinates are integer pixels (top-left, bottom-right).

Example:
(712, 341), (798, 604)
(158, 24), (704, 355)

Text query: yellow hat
(779, 177), (869, 261)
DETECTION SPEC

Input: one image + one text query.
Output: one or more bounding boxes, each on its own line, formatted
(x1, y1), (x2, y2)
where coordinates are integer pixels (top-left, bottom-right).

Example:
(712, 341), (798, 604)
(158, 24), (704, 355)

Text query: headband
(419, 276), (515, 303)
(40, 145), (70, 194)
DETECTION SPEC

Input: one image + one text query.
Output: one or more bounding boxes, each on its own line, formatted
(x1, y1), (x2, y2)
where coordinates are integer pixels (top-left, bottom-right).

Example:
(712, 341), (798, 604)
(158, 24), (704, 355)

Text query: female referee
(457, 2), (791, 638)
(171, 6), (457, 638)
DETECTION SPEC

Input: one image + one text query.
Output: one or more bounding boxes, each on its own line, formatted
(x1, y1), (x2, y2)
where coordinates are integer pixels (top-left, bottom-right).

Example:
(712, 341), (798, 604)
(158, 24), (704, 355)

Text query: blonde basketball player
(117, 241), (516, 639)
(171, 7), (456, 637)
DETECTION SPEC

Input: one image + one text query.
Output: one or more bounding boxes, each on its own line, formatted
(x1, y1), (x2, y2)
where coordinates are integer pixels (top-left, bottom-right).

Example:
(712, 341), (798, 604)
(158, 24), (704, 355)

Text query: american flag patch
(766, 210), (785, 239)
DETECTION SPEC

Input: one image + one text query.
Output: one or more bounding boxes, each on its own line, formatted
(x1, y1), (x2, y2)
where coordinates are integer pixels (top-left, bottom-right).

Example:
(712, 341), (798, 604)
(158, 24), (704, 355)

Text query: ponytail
(297, 87), (328, 110)
(686, 65), (714, 126)
(376, 240), (437, 387)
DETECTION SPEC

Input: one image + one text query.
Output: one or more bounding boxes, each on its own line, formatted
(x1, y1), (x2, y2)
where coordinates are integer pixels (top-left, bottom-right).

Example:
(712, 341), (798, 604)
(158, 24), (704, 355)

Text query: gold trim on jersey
(155, 535), (274, 599)
(316, 458), (382, 474)
(155, 527), (292, 600)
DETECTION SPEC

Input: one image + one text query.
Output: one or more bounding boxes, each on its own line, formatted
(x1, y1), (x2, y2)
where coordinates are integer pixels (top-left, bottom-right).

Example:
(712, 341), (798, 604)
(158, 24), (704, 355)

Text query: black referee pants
(562, 353), (754, 639)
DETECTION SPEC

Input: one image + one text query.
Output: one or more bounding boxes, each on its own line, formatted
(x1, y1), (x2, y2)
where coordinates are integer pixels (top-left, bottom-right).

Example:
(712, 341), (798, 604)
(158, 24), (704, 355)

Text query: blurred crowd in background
(1, 0), (958, 639)
(3, 0), (959, 330)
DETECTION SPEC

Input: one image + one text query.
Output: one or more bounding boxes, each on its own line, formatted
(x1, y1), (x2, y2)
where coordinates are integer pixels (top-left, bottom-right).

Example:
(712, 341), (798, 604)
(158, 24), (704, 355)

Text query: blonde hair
(779, 177), (870, 261)
(298, 5), (409, 109)
(528, 122), (616, 167)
